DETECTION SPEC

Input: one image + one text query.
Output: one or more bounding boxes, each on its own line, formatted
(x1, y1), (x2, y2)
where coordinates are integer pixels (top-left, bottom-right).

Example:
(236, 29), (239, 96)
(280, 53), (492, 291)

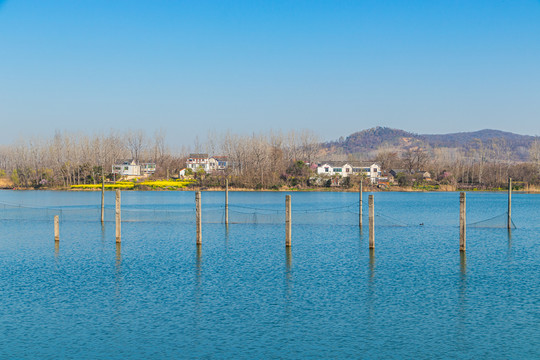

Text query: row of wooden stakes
(53, 178), (514, 254)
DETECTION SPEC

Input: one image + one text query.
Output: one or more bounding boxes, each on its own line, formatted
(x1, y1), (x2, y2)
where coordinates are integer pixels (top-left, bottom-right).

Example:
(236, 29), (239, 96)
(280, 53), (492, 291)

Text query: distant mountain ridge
(323, 127), (536, 159)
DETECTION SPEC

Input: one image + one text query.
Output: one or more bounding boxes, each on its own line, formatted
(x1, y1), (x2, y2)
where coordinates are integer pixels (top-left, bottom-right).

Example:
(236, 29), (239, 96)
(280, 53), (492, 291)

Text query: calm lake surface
(0, 190), (539, 359)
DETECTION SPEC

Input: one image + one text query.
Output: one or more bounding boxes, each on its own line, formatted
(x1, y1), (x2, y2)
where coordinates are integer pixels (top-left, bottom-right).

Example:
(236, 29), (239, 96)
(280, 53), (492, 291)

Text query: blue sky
(1, 0), (539, 145)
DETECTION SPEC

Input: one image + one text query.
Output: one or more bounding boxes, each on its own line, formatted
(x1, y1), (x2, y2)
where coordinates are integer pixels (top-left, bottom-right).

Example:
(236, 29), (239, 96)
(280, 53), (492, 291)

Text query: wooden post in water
(101, 174), (105, 223)
(368, 195), (374, 249)
(460, 192), (466, 252)
(54, 215), (59, 241)
(225, 179), (229, 225)
(507, 177), (512, 229)
(285, 195), (291, 247)
(359, 181), (363, 228)
(115, 190), (121, 243)
(196, 191), (202, 245)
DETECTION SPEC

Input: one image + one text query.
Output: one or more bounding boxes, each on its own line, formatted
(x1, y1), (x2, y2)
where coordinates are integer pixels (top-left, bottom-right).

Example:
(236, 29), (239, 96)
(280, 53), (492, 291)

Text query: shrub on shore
(71, 179), (194, 190)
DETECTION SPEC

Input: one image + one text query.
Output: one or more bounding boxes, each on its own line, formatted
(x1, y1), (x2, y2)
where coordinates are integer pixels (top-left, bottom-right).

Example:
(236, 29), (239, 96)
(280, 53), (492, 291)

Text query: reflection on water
(115, 242), (122, 295)
(115, 242), (122, 268)
(507, 229), (512, 255)
(0, 191), (538, 358)
(357, 227), (363, 256)
(458, 251), (468, 342)
(285, 247), (293, 300)
(224, 224), (230, 250)
(368, 248), (375, 281)
(114, 242), (123, 319)
(195, 245), (202, 304)
(193, 245), (203, 338)
(196, 245), (202, 280)
(100, 222), (106, 243)
(459, 251), (467, 277)
(367, 248), (376, 324)
(54, 240), (59, 259)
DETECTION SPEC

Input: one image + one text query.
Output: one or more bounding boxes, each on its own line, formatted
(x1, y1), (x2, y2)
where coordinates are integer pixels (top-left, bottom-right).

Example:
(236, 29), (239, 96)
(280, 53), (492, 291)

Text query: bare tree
(125, 130), (146, 163)
(375, 148), (399, 171)
(529, 138), (540, 176)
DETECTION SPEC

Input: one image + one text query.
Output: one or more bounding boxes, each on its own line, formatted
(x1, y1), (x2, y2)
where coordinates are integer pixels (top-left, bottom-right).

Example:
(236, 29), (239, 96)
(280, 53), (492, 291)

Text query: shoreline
(2, 186), (539, 193)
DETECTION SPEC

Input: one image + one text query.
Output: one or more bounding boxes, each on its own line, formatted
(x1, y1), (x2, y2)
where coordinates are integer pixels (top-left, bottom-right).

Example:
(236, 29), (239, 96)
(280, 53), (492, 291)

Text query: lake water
(0, 190), (539, 359)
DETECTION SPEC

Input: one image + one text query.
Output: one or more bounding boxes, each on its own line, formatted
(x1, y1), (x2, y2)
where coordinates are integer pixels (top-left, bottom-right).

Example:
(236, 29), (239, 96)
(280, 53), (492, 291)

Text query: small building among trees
(186, 154), (228, 173)
(316, 161), (381, 183)
(112, 160), (156, 178)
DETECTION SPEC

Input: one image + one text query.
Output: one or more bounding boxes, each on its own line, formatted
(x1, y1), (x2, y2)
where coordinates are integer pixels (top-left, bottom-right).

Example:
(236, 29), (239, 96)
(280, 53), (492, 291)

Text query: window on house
(325, 167), (329, 172)
(346, 168), (350, 172)
(335, 168), (342, 172)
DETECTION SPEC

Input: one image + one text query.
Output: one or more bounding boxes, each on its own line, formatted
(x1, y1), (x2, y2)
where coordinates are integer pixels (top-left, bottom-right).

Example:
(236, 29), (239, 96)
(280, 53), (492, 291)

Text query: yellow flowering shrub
(71, 179), (194, 190)
(71, 182), (134, 190)
(138, 179), (194, 189)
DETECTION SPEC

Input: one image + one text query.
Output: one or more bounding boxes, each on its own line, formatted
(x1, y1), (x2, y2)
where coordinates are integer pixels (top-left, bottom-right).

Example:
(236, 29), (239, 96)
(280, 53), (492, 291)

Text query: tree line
(0, 128), (539, 189)
(0, 129), (321, 189)
(375, 138), (540, 188)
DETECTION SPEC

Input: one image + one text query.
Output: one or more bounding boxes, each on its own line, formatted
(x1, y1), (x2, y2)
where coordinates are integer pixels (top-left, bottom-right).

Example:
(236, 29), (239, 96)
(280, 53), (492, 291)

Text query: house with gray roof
(316, 161), (381, 183)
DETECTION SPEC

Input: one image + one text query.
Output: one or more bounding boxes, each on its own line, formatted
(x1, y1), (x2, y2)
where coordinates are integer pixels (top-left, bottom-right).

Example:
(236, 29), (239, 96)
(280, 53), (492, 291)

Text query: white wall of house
(317, 163), (334, 176)
(316, 162), (381, 183)
(141, 163), (156, 174)
(209, 157), (228, 172)
(187, 157), (210, 171)
(112, 163), (141, 176)
(188, 155), (227, 173)
(343, 164), (353, 176)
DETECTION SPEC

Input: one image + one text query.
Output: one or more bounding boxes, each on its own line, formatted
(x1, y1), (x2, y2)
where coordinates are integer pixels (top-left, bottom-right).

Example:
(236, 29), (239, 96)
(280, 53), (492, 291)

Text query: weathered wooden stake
(115, 190), (121, 243)
(285, 195), (292, 247)
(54, 215), (59, 241)
(225, 179), (229, 225)
(101, 174), (105, 223)
(368, 195), (374, 249)
(460, 192), (466, 252)
(359, 181), (363, 228)
(196, 191), (202, 245)
(507, 177), (512, 229)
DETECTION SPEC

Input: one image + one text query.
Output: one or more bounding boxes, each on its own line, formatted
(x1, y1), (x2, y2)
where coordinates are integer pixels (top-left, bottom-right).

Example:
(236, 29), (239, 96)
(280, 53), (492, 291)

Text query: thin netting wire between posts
(468, 212), (517, 229)
(0, 201), (197, 224)
(0, 201), (96, 222)
(227, 202), (361, 225)
(0, 200), (417, 227)
(375, 213), (409, 227)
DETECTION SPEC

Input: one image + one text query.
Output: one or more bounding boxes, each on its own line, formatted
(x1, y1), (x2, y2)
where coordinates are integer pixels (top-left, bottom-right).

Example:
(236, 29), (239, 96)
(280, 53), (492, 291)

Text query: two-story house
(186, 154), (228, 173)
(186, 154), (210, 172)
(112, 160), (141, 176)
(316, 161), (381, 183)
(112, 160), (157, 177)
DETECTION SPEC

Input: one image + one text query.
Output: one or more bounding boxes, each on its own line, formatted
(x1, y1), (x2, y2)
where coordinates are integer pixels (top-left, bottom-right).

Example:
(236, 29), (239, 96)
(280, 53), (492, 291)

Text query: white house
(186, 154), (210, 172)
(112, 160), (157, 177)
(112, 160), (142, 176)
(316, 161), (381, 183)
(186, 154), (228, 173)
(141, 163), (156, 175)
(209, 156), (228, 172)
